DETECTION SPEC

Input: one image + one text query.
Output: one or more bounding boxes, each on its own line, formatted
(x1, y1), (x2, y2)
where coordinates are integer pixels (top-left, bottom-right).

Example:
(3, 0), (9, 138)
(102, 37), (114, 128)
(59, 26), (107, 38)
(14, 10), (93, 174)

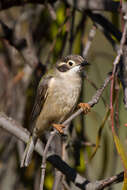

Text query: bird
(21, 54), (90, 167)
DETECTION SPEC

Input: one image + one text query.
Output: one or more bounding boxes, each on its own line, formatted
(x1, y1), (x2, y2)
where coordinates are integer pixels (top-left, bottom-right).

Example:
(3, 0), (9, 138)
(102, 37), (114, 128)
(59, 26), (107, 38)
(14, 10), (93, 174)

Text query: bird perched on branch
(21, 54), (90, 167)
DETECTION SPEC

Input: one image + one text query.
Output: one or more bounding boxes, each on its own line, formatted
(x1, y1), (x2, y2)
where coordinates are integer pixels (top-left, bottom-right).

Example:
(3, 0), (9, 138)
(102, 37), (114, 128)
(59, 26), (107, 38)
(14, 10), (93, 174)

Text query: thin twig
(52, 139), (63, 190)
(0, 74), (111, 156)
(85, 75), (107, 106)
(81, 141), (97, 148)
(62, 179), (71, 190)
(86, 11), (122, 42)
(97, 172), (124, 190)
(40, 131), (56, 190)
(46, 3), (56, 20)
(38, 74), (111, 189)
(110, 12), (127, 185)
(119, 14), (127, 108)
(0, 113), (124, 190)
(0, 0), (125, 12)
(83, 25), (97, 57)
(63, 74), (111, 133)
(110, 13), (127, 132)
(0, 74), (113, 190)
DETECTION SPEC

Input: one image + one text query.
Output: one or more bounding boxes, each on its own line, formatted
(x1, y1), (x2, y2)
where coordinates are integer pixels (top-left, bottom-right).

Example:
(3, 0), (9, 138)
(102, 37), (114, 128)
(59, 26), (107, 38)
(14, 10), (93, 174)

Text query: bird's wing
(30, 76), (53, 132)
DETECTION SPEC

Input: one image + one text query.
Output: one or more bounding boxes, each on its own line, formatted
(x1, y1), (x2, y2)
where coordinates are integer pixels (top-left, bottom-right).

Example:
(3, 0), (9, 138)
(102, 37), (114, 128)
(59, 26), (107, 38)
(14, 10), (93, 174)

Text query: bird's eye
(68, 61), (75, 66)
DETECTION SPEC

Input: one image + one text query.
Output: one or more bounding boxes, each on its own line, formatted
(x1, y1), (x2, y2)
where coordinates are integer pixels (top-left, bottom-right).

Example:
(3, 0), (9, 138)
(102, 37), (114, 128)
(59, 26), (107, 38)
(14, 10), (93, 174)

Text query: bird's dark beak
(80, 60), (90, 77)
(81, 60), (90, 67)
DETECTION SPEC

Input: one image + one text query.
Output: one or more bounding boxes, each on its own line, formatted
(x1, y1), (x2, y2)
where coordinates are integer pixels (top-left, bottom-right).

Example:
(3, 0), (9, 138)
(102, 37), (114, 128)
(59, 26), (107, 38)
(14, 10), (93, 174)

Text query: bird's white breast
(47, 74), (82, 121)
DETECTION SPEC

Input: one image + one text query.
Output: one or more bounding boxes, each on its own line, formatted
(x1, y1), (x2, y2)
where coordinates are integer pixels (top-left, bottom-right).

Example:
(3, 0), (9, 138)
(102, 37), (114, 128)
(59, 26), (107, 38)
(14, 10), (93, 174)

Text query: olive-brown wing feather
(30, 76), (52, 132)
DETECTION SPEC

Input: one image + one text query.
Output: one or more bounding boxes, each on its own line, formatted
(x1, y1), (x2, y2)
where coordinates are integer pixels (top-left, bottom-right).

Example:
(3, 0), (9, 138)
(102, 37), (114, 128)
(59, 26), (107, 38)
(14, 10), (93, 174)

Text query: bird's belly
(47, 84), (81, 121)
(36, 81), (81, 134)
(54, 89), (79, 114)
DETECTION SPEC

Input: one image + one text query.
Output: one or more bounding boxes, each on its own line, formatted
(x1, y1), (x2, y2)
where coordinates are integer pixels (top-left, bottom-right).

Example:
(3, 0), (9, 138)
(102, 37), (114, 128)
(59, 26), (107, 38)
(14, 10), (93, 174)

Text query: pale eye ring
(68, 60), (75, 66)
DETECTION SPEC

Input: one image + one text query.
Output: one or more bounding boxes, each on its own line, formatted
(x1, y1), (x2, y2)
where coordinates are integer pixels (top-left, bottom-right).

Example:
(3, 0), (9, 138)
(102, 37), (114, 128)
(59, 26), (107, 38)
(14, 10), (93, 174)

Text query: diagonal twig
(39, 130), (56, 190)
(0, 74), (112, 190)
(0, 112), (124, 190)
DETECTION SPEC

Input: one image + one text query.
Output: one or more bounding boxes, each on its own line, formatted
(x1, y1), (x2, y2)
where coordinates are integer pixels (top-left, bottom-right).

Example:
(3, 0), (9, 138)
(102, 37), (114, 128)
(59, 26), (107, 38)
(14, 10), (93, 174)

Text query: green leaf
(113, 133), (127, 190)
(89, 108), (110, 161)
(113, 133), (127, 169)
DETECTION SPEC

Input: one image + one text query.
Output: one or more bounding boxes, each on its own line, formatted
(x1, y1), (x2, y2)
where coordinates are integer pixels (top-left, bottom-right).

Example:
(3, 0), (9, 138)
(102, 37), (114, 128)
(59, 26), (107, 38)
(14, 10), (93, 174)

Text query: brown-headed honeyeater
(21, 55), (90, 167)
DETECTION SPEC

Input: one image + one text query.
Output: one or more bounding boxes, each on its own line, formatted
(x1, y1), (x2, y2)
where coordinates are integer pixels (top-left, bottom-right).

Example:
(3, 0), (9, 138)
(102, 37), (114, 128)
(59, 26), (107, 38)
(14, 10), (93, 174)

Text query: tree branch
(63, 74), (111, 133)
(0, 110), (123, 190)
(86, 11), (122, 42)
(97, 172), (124, 190)
(65, 0), (127, 13)
(0, 74), (115, 190)
(0, 0), (127, 13)
(0, 112), (90, 190)
(0, 0), (46, 11)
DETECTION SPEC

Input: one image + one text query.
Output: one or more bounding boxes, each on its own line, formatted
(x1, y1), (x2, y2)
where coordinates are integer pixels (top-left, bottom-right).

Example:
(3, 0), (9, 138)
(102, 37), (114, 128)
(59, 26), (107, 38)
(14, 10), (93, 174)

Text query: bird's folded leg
(52, 123), (65, 134)
(78, 103), (91, 114)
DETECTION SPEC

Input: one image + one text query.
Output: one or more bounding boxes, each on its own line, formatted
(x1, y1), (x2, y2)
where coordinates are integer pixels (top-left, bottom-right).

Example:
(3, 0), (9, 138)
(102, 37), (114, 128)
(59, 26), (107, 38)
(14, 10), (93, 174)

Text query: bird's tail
(20, 135), (37, 167)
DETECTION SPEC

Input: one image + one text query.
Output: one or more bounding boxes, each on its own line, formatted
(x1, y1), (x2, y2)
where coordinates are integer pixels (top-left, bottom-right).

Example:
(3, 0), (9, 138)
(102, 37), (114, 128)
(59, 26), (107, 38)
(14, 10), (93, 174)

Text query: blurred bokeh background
(0, 1), (127, 190)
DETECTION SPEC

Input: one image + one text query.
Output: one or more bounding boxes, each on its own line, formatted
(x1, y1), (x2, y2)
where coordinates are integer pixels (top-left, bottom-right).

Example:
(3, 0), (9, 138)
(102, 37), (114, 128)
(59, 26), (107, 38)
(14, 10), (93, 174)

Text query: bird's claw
(52, 123), (65, 134)
(78, 103), (91, 114)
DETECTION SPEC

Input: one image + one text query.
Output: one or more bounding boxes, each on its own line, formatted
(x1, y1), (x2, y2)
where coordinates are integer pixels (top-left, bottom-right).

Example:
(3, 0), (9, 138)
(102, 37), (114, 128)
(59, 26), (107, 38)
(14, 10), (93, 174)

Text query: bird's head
(56, 55), (88, 77)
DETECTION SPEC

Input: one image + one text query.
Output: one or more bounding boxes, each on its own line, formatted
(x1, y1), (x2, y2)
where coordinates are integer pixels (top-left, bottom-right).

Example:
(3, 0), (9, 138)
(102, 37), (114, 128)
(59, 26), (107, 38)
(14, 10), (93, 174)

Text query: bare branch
(0, 73), (118, 190)
(0, 112), (44, 155)
(110, 13), (127, 88)
(86, 11), (122, 42)
(0, 0), (127, 13)
(0, 20), (27, 50)
(0, 112), (123, 190)
(120, 14), (127, 108)
(0, 0), (46, 11)
(40, 131), (56, 190)
(63, 74), (111, 133)
(0, 0), (126, 13)
(65, 0), (120, 12)
(83, 25), (97, 58)
(0, 112), (90, 189)
(97, 172), (124, 190)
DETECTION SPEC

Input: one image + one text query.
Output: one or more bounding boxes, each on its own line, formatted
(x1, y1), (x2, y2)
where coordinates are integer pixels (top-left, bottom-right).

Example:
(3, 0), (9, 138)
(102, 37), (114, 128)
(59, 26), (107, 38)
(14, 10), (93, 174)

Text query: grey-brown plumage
(21, 55), (88, 167)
